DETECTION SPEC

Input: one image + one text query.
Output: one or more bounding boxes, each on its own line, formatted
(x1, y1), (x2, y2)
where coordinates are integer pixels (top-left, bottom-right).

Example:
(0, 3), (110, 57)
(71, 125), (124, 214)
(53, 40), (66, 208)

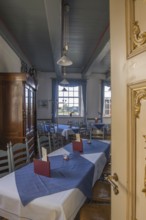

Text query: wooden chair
(79, 203), (111, 220)
(91, 127), (105, 139)
(50, 133), (64, 151)
(25, 136), (34, 159)
(68, 133), (76, 143)
(79, 125), (88, 138)
(37, 133), (52, 158)
(91, 180), (111, 203)
(9, 141), (30, 171)
(37, 121), (46, 135)
(0, 144), (11, 177)
(49, 123), (56, 133)
(103, 162), (111, 177)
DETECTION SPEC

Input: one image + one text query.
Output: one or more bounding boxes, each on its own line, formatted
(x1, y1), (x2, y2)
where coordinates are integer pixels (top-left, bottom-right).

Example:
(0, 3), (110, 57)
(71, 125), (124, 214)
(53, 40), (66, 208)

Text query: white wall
(36, 72), (53, 119)
(0, 36), (21, 72)
(37, 71), (111, 124)
(86, 74), (103, 118)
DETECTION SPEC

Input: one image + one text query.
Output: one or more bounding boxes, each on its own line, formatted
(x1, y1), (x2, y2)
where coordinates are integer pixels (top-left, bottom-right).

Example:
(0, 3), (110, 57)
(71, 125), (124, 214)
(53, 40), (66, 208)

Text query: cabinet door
(25, 85), (29, 133)
(0, 81), (23, 139)
(25, 85), (36, 132)
(29, 88), (35, 131)
(24, 84), (36, 158)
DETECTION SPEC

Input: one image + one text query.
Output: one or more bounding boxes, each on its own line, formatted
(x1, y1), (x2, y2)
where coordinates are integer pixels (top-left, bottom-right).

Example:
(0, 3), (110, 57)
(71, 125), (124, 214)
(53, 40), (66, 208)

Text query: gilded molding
(126, 0), (146, 57)
(134, 89), (146, 118)
(143, 135), (146, 142)
(133, 21), (146, 48)
(142, 165), (146, 196)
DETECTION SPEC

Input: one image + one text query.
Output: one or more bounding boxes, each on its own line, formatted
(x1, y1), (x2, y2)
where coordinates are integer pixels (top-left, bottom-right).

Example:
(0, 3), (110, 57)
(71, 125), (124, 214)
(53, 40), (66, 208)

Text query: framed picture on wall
(126, 0), (146, 58)
(38, 100), (48, 108)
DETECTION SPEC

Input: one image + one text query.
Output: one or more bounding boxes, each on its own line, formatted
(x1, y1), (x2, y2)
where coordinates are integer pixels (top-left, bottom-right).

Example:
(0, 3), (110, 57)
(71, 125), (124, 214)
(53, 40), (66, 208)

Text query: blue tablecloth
(56, 124), (79, 133)
(15, 152), (94, 206)
(64, 139), (110, 160)
(94, 123), (105, 129)
(44, 124), (79, 134)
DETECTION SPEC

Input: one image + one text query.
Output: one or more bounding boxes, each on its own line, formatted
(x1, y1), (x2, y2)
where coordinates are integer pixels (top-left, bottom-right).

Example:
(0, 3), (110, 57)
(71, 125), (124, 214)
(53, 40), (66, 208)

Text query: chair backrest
(0, 144), (11, 177)
(9, 141), (30, 171)
(37, 121), (46, 135)
(49, 124), (56, 133)
(37, 133), (52, 158)
(25, 137), (33, 159)
(50, 133), (64, 151)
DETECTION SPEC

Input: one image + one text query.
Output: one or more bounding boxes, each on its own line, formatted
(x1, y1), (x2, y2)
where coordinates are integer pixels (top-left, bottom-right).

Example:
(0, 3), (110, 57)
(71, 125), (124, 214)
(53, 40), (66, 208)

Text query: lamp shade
(57, 55), (73, 66)
(62, 87), (67, 92)
(60, 78), (69, 85)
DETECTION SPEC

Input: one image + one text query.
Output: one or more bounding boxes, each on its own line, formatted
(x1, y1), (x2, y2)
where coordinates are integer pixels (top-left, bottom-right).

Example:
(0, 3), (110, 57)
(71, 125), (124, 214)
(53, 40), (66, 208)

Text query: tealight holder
(63, 154), (69, 160)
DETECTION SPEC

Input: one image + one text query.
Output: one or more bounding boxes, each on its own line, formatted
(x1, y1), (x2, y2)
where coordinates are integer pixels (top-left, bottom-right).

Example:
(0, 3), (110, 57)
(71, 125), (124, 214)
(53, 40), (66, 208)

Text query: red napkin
(72, 139), (83, 153)
(34, 159), (50, 177)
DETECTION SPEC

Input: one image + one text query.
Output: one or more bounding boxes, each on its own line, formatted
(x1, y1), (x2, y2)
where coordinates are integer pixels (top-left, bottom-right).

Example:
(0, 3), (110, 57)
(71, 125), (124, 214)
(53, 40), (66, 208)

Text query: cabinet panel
(1, 81), (23, 138)
(0, 73), (36, 157)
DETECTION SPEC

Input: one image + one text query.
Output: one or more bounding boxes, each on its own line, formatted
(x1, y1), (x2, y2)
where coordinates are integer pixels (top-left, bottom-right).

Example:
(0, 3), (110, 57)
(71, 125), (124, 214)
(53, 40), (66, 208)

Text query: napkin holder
(72, 139), (83, 153)
(34, 158), (50, 177)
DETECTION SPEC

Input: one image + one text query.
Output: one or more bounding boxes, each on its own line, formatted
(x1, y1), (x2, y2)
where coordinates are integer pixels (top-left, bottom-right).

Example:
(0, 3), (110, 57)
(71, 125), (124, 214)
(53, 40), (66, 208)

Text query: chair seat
(80, 203), (111, 220)
(92, 180), (111, 203)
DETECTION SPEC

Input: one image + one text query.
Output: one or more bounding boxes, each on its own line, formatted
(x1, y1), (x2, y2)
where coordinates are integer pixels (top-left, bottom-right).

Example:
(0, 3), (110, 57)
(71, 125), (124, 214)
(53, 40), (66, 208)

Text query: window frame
(57, 85), (82, 117)
(103, 85), (111, 117)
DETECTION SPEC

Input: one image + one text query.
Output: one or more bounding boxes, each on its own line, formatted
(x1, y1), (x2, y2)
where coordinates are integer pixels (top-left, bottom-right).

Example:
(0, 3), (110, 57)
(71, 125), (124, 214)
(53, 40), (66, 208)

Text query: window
(58, 85), (81, 116)
(103, 86), (111, 117)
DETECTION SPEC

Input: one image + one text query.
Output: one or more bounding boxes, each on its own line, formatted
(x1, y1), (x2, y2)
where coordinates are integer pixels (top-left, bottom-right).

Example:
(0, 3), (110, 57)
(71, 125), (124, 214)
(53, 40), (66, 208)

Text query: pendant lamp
(57, 3), (73, 66)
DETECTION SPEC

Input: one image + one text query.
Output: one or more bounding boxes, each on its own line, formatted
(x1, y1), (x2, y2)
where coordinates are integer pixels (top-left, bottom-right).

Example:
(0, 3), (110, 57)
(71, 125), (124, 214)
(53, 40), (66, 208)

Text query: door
(110, 0), (146, 220)
(128, 82), (146, 220)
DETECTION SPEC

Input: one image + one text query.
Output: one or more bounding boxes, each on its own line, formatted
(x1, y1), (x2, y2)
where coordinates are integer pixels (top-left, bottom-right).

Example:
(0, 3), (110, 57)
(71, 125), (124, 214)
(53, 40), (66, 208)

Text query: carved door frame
(127, 80), (146, 220)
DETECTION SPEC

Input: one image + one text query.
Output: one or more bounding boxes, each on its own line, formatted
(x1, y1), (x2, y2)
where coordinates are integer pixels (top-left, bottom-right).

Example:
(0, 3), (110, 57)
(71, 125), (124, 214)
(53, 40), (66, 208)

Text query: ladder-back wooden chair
(0, 144), (11, 177)
(50, 133), (64, 151)
(9, 141), (30, 171)
(37, 133), (52, 158)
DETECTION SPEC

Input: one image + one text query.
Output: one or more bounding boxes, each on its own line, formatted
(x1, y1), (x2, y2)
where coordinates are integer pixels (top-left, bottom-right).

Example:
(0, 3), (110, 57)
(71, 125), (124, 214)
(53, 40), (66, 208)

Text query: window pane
(58, 98), (63, 103)
(74, 86), (78, 91)
(64, 98), (68, 103)
(73, 92), (78, 97)
(58, 85), (80, 116)
(68, 92), (73, 96)
(68, 98), (73, 103)
(59, 91), (64, 96)
(74, 98), (78, 104)
(63, 91), (67, 95)
(69, 87), (73, 91)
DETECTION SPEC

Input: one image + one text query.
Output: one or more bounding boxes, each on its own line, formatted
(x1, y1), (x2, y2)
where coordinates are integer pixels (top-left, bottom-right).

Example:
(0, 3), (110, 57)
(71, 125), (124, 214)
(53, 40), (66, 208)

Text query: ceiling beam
(85, 40), (110, 78)
(82, 24), (110, 79)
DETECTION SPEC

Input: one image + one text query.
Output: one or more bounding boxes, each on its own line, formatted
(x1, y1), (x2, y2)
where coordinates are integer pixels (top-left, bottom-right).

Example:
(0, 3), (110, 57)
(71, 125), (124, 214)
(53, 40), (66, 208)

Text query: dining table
(55, 124), (79, 140)
(0, 139), (110, 220)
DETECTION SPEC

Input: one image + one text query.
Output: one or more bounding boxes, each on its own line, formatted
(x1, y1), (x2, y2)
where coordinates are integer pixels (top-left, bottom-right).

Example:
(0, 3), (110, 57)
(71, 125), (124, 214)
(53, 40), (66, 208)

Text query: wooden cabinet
(0, 73), (37, 157)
